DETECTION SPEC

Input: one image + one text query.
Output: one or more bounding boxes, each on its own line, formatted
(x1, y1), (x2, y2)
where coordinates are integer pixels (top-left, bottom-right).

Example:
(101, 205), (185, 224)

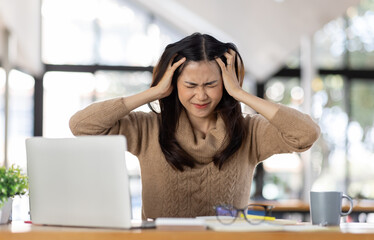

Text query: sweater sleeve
(69, 97), (155, 156)
(247, 104), (321, 163)
(69, 97), (130, 136)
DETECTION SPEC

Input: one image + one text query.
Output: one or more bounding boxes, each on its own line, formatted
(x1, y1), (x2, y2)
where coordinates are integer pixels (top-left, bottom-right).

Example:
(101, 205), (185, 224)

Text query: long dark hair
(149, 33), (246, 171)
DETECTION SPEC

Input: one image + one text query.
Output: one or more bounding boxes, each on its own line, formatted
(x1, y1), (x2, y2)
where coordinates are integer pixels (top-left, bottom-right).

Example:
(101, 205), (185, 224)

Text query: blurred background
(1, 0), (374, 221)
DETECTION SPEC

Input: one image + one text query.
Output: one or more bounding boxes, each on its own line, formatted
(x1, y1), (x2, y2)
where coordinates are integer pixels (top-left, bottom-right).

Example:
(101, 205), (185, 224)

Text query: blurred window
(5, 70), (34, 221)
(310, 75), (348, 192)
(347, 2), (374, 69)
(42, 0), (183, 66)
(43, 70), (152, 138)
(348, 80), (374, 199)
(314, 18), (346, 69)
(8, 70), (34, 168)
(0, 68), (5, 166)
(261, 0), (374, 204)
(259, 77), (304, 200)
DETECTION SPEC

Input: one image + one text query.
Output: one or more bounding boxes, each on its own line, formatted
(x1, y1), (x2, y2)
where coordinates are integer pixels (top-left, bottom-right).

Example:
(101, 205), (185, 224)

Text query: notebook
(26, 135), (134, 229)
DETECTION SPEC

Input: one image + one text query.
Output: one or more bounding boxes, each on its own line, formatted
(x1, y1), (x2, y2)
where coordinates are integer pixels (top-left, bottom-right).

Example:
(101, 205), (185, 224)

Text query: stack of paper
(199, 217), (329, 232)
(155, 218), (207, 231)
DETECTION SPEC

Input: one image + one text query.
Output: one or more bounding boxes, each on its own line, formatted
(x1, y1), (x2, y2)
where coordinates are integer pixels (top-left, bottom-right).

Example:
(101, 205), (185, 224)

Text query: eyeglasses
(214, 204), (274, 225)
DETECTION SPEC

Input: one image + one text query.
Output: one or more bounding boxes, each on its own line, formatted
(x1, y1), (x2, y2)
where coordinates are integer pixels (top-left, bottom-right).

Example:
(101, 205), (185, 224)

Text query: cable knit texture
(69, 97), (320, 220)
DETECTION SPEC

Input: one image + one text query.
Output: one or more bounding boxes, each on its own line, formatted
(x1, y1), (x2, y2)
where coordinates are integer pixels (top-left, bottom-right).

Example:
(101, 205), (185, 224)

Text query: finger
(167, 54), (177, 68)
(167, 54), (183, 67)
(228, 48), (236, 56)
(171, 57), (186, 70)
(224, 52), (233, 61)
(229, 49), (237, 65)
(215, 57), (226, 70)
(224, 53), (235, 70)
(224, 52), (234, 65)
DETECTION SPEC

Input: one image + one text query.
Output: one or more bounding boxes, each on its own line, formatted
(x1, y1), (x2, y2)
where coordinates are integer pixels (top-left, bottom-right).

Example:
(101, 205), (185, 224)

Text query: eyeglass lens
(215, 205), (238, 225)
(215, 205), (267, 225)
(244, 205), (266, 224)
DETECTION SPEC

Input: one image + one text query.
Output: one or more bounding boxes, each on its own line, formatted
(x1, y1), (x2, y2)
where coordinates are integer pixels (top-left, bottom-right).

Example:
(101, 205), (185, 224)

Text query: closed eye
(184, 81), (197, 88)
(205, 80), (218, 87)
(185, 84), (197, 88)
(184, 80), (218, 88)
(205, 83), (217, 88)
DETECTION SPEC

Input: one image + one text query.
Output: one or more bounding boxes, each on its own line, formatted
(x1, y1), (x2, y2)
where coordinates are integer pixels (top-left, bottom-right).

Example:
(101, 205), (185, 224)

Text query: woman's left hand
(215, 49), (243, 100)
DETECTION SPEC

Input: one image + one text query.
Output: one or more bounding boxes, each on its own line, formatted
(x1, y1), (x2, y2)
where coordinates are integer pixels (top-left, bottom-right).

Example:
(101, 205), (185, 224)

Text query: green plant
(0, 165), (28, 208)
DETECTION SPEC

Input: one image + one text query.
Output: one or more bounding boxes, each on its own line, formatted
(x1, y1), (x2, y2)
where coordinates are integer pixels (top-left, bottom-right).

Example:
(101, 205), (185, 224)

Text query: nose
(194, 86), (208, 100)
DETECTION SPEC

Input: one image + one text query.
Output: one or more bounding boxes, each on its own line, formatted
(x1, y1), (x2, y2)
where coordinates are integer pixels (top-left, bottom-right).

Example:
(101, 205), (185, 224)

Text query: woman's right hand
(154, 56), (186, 99)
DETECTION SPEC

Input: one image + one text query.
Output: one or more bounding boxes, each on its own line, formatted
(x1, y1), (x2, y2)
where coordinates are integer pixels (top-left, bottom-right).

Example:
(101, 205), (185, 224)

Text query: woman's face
(177, 61), (223, 121)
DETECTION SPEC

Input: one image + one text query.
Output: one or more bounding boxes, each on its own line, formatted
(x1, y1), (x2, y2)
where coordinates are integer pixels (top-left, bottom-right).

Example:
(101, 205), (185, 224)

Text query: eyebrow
(184, 80), (218, 86)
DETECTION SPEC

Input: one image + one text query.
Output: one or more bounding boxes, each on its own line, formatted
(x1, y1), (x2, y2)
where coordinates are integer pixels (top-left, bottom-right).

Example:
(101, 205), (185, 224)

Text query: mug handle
(340, 194), (353, 216)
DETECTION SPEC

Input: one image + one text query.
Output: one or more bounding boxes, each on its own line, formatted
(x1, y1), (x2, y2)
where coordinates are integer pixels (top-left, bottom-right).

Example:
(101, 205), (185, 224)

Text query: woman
(70, 33), (320, 220)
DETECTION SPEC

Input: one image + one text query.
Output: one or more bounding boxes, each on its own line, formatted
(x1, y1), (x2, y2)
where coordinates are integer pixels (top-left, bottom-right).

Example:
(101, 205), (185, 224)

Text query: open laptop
(26, 135), (139, 229)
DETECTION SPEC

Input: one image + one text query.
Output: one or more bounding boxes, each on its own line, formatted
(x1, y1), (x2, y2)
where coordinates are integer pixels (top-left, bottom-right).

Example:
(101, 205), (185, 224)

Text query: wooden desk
(252, 199), (374, 222)
(1, 221), (374, 240)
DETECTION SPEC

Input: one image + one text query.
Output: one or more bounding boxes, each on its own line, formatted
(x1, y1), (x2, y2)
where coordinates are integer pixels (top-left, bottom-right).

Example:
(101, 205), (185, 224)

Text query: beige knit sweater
(69, 97), (320, 220)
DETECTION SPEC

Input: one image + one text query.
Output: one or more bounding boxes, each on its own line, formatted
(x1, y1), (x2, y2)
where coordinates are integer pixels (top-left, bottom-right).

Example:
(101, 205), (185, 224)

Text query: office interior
(1, 0), (374, 222)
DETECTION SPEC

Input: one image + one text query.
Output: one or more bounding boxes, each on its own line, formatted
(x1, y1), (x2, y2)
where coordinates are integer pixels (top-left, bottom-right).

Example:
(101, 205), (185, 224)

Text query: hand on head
(215, 49), (242, 99)
(155, 56), (186, 99)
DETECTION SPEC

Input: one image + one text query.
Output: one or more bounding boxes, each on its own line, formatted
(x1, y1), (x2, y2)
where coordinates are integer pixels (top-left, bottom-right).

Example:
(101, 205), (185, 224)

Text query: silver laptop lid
(26, 135), (132, 229)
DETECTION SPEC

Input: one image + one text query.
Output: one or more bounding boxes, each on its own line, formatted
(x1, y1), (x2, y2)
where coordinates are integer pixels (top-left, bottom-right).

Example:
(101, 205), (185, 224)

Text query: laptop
(26, 135), (135, 229)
